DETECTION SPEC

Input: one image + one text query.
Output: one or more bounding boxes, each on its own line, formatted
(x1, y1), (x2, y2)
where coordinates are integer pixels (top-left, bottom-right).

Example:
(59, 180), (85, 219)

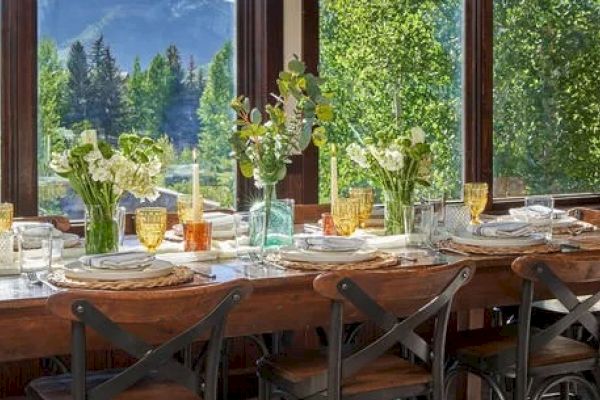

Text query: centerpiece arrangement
(50, 130), (169, 254)
(230, 57), (332, 252)
(346, 92), (431, 235)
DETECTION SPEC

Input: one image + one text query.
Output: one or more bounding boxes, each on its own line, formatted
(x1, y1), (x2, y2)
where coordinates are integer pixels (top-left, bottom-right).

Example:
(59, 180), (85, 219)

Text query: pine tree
(146, 53), (174, 137)
(89, 42), (124, 142)
(65, 41), (90, 126)
(124, 56), (152, 132)
(166, 44), (184, 94)
(197, 41), (234, 174)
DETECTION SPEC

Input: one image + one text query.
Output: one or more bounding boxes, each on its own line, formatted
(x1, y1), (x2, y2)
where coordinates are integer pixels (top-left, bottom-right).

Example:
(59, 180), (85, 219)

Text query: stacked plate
(64, 251), (174, 281)
(280, 236), (378, 264)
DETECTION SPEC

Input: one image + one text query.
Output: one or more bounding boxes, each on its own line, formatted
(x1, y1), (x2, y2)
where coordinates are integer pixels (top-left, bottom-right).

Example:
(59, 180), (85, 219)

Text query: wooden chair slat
(47, 279), (252, 323)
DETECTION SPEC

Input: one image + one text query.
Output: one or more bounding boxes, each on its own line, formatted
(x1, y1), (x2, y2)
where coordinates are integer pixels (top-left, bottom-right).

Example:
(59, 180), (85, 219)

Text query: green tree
(197, 41), (234, 206)
(89, 37), (125, 141)
(319, 0), (463, 201)
(145, 53), (174, 137)
(38, 37), (68, 172)
(493, 0), (600, 194)
(124, 56), (153, 132)
(65, 41), (90, 126)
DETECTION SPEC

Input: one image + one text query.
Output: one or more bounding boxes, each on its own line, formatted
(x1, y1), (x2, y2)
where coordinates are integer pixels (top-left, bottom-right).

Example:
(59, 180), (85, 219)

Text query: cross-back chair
(257, 261), (474, 400)
(448, 253), (600, 400)
(26, 279), (252, 400)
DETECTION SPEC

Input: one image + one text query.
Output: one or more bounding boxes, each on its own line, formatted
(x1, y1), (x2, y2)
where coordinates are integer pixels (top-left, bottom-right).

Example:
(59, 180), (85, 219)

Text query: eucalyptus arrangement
(50, 130), (170, 253)
(346, 92), (431, 235)
(230, 56), (332, 249)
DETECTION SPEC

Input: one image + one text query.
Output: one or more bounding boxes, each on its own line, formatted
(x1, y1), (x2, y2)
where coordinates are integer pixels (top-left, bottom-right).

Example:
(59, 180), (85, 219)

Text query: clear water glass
(403, 204), (435, 247)
(234, 212), (252, 259)
(0, 231), (15, 272)
(524, 195), (554, 241)
(17, 224), (54, 276)
(116, 206), (127, 247)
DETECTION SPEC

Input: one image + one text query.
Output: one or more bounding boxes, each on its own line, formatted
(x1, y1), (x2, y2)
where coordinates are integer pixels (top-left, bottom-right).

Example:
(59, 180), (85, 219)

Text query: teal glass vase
(249, 184), (294, 251)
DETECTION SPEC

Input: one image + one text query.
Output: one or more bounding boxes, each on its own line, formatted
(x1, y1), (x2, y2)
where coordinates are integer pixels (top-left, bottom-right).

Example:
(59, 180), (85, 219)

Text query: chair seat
(258, 351), (431, 398)
(451, 326), (597, 372)
(26, 371), (202, 400)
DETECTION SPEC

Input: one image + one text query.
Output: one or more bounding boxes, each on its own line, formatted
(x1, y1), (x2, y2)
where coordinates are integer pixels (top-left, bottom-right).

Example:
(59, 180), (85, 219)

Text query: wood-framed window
(302, 0), (600, 210)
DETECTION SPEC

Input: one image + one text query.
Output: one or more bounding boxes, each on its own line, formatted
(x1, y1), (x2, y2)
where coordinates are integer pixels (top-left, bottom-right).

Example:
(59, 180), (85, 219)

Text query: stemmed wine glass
(464, 183), (488, 225)
(135, 207), (167, 253)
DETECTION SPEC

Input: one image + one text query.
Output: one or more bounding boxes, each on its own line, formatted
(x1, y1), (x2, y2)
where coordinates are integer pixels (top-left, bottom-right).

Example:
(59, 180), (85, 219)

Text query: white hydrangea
(346, 143), (369, 169)
(378, 146), (404, 172)
(49, 151), (71, 174)
(80, 130), (98, 146)
(411, 127), (426, 146)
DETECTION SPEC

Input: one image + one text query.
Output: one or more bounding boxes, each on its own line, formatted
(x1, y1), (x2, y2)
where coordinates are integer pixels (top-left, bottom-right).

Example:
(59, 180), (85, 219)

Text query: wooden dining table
(2, 247), (600, 398)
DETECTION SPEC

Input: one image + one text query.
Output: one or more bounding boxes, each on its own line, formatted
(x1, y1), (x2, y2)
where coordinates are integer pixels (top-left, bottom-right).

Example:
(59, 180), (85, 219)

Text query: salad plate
(279, 246), (378, 264)
(63, 259), (174, 281)
(451, 231), (546, 248)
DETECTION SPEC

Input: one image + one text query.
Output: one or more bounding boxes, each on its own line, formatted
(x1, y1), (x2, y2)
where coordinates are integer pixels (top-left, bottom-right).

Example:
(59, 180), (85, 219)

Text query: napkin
(509, 205), (566, 220)
(467, 221), (533, 237)
(80, 251), (154, 270)
(156, 251), (218, 264)
(364, 234), (408, 249)
(293, 235), (365, 251)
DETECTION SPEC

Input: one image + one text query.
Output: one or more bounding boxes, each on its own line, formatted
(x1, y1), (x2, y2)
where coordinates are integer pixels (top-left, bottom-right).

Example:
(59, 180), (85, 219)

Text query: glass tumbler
(524, 195), (555, 241)
(403, 204), (435, 247)
(17, 224), (54, 277)
(0, 203), (14, 232)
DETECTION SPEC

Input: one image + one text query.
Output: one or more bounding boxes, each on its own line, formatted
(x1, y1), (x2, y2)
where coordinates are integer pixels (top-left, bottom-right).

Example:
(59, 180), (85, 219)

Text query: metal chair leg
(531, 374), (600, 400)
(445, 365), (508, 400)
(258, 376), (271, 400)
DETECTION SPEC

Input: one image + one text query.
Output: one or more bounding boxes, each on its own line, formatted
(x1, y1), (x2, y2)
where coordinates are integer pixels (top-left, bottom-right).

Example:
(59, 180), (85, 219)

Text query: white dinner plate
(279, 246), (378, 264)
(451, 231), (546, 248)
(63, 259), (174, 281)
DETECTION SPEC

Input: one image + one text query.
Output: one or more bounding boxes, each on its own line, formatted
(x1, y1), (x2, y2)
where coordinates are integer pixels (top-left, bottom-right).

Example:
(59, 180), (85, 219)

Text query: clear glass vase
(249, 184), (294, 255)
(383, 183), (413, 236)
(84, 204), (119, 255)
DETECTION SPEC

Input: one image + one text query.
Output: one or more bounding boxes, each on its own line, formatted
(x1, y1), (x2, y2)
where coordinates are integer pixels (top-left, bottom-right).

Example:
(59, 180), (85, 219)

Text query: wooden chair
(26, 280), (252, 400)
(448, 253), (600, 400)
(257, 262), (474, 400)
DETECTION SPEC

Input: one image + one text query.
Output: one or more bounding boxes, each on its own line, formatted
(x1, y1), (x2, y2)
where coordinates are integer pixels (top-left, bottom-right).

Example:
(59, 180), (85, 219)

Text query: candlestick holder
(183, 220), (212, 252)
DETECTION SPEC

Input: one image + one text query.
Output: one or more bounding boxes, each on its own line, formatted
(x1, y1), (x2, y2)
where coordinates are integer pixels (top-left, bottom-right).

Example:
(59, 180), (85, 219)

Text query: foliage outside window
(318, 0), (463, 203)
(37, 0), (236, 218)
(493, 0), (600, 198)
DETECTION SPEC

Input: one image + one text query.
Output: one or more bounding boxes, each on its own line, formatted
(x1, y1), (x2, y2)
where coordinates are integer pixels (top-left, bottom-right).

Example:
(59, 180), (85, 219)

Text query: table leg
(456, 308), (485, 400)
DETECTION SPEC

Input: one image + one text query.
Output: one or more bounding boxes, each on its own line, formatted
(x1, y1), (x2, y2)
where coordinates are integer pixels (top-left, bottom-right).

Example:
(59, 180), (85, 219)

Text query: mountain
(38, 0), (234, 71)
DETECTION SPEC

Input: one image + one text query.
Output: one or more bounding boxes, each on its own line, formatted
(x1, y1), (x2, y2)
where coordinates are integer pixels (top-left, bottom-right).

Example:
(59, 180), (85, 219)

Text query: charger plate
(267, 252), (398, 271)
(440, 240), (560, 256)
(451, 231), (546, 248)
(47, 266), (193, 290)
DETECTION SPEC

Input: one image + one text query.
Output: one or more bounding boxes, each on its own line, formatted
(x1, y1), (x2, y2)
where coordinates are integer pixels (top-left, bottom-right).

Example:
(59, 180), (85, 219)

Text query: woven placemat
(441, 240), (560, 256)
(267, 253), (399, 271)
(47, 266), (194, 290)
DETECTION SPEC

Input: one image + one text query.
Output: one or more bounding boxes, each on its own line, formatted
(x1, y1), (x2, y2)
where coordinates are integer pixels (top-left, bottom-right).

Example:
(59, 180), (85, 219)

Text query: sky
(38, 0), (235, 70)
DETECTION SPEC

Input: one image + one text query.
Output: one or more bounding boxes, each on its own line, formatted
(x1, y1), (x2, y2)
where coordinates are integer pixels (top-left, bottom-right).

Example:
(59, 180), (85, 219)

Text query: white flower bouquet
(347, 127), (432, 234)
(50, 130), (169, 253)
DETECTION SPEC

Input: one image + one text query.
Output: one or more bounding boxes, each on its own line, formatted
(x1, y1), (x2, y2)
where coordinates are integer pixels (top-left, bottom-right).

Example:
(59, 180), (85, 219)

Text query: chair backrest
(312, 262), (474, 400)
(47, 279), (252, 400)
(511, 254), (600, 399)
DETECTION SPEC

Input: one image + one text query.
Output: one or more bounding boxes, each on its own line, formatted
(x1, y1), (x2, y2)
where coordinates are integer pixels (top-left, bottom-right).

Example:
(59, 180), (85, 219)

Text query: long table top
(1, 242), (599, 363)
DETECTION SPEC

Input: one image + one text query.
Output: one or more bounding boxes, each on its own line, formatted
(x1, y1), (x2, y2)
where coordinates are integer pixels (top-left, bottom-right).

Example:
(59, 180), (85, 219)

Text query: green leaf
(288, 58), (306, 75)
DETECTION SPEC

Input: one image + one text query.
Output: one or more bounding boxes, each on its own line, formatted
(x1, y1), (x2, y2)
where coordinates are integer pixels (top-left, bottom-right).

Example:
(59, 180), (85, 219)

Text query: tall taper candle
(330, 143), (338, 207)
(191, 149), (203, 221)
